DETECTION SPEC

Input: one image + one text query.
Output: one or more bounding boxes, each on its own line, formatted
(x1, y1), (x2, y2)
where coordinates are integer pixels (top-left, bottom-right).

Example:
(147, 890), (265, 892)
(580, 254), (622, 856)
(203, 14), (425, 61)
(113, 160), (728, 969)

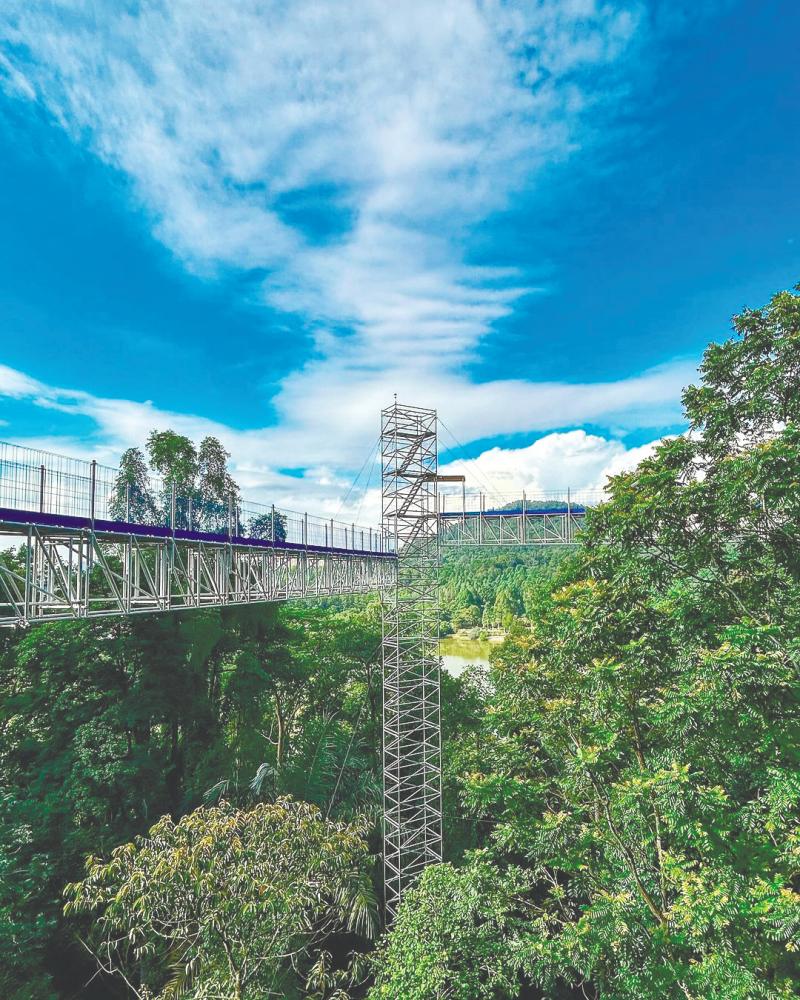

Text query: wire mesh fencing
(0, 441), (392, 554)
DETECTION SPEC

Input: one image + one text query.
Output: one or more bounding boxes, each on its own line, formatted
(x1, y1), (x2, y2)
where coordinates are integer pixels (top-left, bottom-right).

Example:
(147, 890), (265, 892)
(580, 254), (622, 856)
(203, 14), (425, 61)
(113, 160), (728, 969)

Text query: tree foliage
(373, 287), (800, 998)
(146, 430), (199, 495)
(109, 447), (157, 523)
(65, 799), (377, 1000)
(248, 510), (288, 543)
(439, 547), (567, 633)
(0, 600), (384, 998)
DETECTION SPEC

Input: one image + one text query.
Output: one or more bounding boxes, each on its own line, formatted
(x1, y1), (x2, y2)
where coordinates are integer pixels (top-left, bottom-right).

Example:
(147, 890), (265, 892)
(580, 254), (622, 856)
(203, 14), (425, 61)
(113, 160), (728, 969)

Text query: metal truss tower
(380, 401), (442, 918)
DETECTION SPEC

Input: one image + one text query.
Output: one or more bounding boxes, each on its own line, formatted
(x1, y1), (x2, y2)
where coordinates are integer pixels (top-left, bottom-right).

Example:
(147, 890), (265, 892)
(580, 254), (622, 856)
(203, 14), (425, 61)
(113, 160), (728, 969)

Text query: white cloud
(0, 359), (684, 529)
(440, 429), (662, 502)
(0, 0), (685, 468)
(0, 364), (49, 399)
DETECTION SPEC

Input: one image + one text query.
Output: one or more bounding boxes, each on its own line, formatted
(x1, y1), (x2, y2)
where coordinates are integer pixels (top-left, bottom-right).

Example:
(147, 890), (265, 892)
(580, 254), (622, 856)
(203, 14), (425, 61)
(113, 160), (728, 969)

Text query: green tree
(197, 436), (240, 533)
(146, 430), (198, 527)
(108, 446), (157, 524)
(65, 799), (377, 999)
(451, 604), (481, 630)
(492, 586), (521, 628)
(145, 430), (198, 494)
(197, 436), (239, 506)
(248, 509), (288, 542)
(0, 610), (229, 996)
(370, 862), (527, 1000)
(373, 286), (800, 998)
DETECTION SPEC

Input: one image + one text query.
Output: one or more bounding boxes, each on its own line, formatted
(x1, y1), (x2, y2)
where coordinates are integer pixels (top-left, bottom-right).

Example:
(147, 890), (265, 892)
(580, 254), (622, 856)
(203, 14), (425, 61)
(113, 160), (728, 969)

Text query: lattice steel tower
(381, 401), (442, 917)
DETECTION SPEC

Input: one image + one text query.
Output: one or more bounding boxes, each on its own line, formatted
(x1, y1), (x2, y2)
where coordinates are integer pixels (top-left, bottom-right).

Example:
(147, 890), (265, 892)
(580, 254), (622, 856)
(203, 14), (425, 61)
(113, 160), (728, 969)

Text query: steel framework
(0, 523), (395, 626)
(439, 509), (584, 545)
(436, 490), (601, 547)
(380, 401), (442, 918)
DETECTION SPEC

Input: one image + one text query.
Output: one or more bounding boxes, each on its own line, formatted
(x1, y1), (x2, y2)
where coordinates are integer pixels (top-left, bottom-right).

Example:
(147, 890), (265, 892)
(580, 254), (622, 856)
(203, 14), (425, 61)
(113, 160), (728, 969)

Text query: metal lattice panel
(0, 526), (396, 626)
(380, 402), (442, 918)
(438, 510), (583, 545)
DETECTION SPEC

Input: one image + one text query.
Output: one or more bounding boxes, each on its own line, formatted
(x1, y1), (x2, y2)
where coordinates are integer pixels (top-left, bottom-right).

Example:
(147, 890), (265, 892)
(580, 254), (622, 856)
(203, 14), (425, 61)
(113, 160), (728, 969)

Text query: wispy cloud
(0, 0), (682, 466)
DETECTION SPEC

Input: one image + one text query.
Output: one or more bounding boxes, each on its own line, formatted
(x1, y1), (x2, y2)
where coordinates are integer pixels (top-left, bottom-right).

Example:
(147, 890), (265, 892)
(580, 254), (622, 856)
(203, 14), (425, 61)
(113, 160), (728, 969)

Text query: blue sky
(1, 0), (799, 517)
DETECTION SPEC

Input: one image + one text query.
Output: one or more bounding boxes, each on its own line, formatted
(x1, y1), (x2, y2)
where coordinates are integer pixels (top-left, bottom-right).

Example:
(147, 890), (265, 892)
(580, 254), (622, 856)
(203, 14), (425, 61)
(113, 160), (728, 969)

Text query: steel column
(380, 401), (441, 919)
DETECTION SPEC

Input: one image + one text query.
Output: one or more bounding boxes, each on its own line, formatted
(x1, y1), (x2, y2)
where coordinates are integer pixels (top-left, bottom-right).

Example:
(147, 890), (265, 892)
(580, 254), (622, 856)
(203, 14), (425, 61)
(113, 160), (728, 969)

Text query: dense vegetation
(2, 285), (800, 998)
(0, 598), (389, 998)
(439, 547), (567, 632)
(373, 287), (800, 998)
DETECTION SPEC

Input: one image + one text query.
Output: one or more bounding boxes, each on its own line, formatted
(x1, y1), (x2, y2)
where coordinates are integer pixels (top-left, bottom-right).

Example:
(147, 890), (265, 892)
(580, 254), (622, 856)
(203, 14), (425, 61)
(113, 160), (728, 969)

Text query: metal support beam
(438, 510), (585, 546)
(380, 401), (441, 919)
(0, 526), (395, 626)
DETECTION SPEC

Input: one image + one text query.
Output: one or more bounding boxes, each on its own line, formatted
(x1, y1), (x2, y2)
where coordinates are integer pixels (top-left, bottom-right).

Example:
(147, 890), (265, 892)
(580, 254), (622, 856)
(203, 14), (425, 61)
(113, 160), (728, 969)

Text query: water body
(439, 635), (493, 677)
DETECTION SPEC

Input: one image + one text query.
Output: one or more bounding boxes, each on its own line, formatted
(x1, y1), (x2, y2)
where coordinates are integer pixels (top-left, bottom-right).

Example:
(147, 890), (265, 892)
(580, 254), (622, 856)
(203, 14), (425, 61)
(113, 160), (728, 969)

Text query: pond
(439, 635), (494, 677)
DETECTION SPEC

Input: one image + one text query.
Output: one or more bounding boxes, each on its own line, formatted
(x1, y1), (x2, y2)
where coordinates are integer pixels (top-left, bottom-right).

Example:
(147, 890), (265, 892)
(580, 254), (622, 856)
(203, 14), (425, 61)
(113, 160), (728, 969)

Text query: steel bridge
(0, 409), (600, 917)
(0, 440), (396, 624)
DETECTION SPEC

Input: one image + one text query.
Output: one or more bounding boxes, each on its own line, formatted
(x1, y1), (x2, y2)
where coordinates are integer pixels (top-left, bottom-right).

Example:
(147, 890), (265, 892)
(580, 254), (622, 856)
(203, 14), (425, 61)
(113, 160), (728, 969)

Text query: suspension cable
(437, 416), (502, 497)
(352, 438), (381, 526)
(333, 434), (380, 522)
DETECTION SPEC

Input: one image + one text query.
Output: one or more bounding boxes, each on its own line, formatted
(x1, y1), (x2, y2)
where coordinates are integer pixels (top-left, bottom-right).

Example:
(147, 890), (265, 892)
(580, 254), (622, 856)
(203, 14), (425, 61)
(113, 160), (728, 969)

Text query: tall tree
(145, 430), (198, 492)
(197, 436), (239, 506)
(108, 446), (156, 524)
(196, 436), (240, 532)
(145, 430), (198, 528)
(65, 799), (377, 1000)
(373, 287), (800, 999)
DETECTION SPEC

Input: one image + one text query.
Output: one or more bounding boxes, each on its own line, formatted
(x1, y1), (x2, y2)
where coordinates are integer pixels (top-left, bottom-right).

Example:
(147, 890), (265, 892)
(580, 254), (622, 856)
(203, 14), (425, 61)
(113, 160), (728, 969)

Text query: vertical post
(188, 497), (192, 531)
(351, 522), (355, 550)
(304, 512), (308, 547)
(170, 484), (176, 533)
(89, 460), (97, 523)
(39, 465), (46, 514)
(380, 401), (441, 920)
(567, 488), (572, 544)
(126, 482), (131, 522)
(228, 494), (233, 539)
(24, 524), (32, 621)
(271, 505), (276, 543)
(479, 492), (484, 544)
(521, 490), (526, 544)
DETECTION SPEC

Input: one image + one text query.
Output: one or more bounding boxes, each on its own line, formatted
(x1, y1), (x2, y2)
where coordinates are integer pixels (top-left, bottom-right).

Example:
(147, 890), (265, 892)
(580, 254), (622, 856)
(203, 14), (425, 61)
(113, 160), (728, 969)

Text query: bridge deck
(0, 506), (395, 560)
(0, 507), (395, 627)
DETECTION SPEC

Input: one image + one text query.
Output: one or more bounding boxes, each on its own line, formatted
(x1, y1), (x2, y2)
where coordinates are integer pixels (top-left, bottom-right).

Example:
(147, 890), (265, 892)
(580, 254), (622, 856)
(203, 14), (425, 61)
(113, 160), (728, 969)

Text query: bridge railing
(0, 441), (392, 554)
(437, 488), (605, 516)
(436, 488), (604, 546)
